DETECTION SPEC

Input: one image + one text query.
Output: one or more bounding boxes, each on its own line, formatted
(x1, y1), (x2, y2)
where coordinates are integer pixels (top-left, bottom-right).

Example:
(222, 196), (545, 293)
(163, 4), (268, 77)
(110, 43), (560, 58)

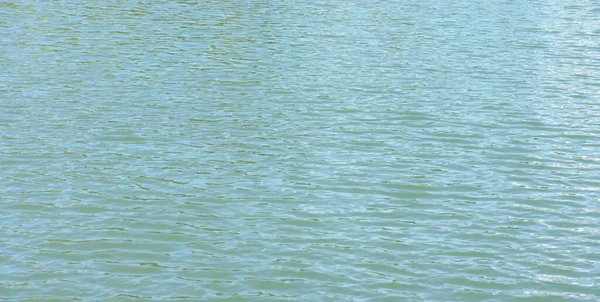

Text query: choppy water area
(1, 0), (599, 300)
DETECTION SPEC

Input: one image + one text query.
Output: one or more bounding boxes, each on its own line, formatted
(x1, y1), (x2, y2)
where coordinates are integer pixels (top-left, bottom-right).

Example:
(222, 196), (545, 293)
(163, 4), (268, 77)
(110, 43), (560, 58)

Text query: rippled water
(2, 1), (599, 300)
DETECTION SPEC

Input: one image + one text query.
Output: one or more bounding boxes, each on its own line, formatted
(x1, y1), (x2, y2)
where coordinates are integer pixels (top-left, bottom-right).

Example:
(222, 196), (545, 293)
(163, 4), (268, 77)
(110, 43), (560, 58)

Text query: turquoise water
(1, 1), (599, 300)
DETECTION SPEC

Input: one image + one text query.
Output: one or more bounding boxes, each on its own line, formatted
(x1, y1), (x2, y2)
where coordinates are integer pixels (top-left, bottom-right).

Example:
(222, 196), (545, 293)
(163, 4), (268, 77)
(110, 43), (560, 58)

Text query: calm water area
(1, 1), (599, 301)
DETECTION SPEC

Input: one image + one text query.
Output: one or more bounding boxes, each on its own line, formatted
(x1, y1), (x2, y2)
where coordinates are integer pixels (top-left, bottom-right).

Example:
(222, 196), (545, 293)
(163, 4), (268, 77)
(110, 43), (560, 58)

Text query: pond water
(1, 1), (599, 300)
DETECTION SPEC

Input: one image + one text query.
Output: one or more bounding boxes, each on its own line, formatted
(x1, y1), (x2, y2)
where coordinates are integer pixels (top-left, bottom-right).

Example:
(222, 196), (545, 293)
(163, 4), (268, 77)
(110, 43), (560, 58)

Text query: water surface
(1, 1), (599, 300)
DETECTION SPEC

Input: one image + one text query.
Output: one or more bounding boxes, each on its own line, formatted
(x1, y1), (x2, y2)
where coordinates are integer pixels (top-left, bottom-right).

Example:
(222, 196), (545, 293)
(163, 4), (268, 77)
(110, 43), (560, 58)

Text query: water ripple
(2, 0), (599, 300)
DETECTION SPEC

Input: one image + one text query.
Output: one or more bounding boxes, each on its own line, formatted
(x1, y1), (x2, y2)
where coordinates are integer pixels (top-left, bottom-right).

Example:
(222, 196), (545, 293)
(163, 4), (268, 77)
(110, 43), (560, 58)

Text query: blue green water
(1, 1), (599, 300)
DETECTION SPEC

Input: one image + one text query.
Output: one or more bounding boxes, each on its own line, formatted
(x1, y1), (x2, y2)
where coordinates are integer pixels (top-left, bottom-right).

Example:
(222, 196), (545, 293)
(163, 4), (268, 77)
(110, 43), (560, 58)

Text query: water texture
(1, 1), (599, 301)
